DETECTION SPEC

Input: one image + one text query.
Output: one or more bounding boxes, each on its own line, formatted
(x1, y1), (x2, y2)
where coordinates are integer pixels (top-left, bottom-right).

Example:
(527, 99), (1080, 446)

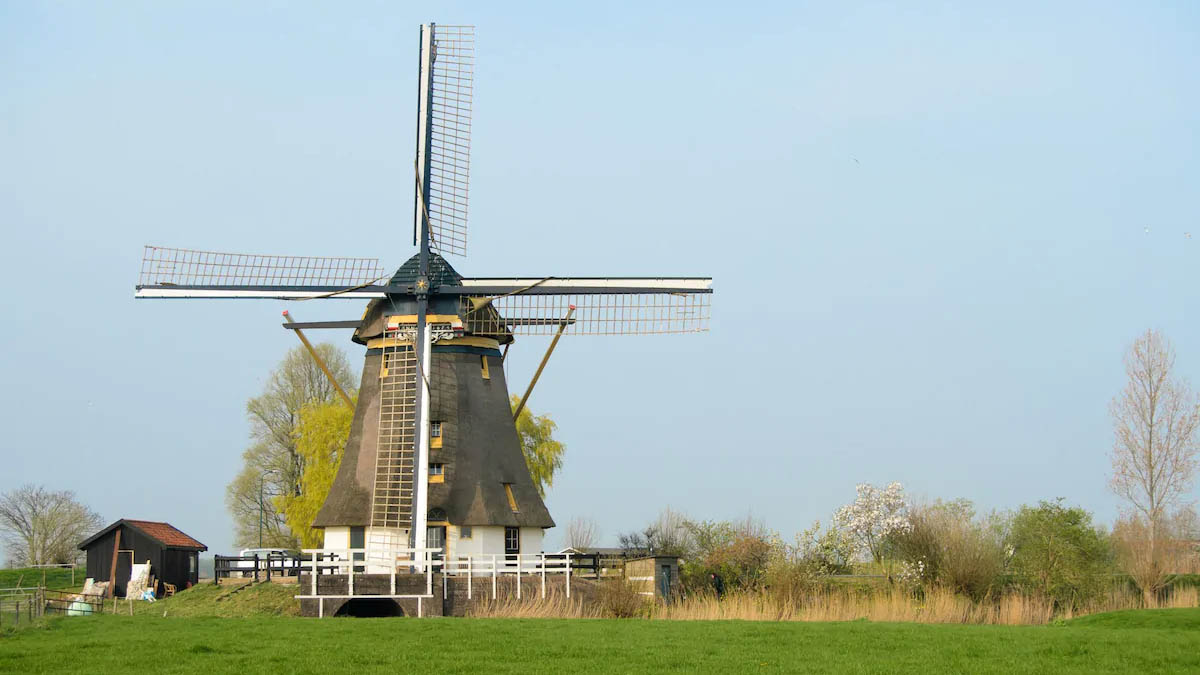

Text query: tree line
(597, 330), (1200, 610)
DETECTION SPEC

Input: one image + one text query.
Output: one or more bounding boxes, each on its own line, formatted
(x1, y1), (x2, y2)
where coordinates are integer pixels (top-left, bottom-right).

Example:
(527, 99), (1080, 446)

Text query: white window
(430, 421), (442, 438)
(460, 526), (473, 539)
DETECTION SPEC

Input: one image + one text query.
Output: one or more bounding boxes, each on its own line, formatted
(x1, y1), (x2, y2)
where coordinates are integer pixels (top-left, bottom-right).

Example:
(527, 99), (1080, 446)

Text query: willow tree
(510, 395), (565, 498)
(275, 397), (355, 548)
(226, 343), (355, 549)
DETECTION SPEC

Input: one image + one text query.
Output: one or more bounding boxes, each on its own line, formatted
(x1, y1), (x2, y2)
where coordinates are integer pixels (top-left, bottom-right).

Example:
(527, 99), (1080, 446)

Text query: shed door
(659, 564), (672, 599)
(114, 552), (132, 598)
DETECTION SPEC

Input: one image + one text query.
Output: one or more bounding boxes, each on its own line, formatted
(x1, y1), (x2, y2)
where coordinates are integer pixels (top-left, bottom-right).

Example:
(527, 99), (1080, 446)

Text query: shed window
(189, 553), (197, 576)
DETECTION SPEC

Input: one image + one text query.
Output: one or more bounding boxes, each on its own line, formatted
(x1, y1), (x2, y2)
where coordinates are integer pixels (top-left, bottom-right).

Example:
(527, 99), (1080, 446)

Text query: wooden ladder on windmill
(368, 322), (419, 569)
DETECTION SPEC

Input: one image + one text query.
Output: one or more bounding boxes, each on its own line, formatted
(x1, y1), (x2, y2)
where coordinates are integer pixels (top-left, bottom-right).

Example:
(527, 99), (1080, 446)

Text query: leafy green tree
(1008, 500), (1112, 608)
(226, 344), (355, 548)
(510, 395), (565, 498)
(275, 397), (356, 549)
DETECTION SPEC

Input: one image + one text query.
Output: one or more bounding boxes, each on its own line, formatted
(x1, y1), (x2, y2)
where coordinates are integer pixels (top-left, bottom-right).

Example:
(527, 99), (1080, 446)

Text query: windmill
(134, 24), (712, 564)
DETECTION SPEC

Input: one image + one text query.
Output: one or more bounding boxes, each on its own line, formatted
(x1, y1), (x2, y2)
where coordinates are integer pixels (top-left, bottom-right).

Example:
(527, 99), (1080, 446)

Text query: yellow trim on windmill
(385, 314), (464, 329)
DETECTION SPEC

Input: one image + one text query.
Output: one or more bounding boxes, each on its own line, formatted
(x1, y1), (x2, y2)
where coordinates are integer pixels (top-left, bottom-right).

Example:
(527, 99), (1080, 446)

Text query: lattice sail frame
(138, 246), (386, 287)
(426, 25), (474, 257)
(371, 330), (418, 529)
(461, 291), (711, 336)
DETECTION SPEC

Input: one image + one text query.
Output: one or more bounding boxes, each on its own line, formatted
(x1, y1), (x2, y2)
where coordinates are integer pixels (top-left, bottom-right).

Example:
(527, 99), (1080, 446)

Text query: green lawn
(2, 610), (1199, 674)
(0, 568), (83, 592)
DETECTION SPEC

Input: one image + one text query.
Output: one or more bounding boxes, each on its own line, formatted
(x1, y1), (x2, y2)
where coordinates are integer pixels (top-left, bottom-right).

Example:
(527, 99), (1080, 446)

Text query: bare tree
(228, 343), (355, 549)
(618, 507), (694, 557)
(1109, 330), (1200, 600)
(0, 485), (103, 567)
(564, 517), (600, 551)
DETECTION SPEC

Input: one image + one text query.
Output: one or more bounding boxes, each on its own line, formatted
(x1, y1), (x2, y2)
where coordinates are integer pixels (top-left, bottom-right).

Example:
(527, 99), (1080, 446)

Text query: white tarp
(124, 562), (151, 599)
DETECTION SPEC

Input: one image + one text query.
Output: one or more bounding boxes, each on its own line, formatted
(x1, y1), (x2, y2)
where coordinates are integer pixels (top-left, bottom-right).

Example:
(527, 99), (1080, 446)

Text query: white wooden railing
(439, 553), (573, 600)
(296, 547), (443, 616)
(295, 549), (576, 607)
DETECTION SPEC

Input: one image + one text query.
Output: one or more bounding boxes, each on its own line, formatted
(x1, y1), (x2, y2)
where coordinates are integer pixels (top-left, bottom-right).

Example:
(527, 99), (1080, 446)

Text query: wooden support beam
(107, 529), (121, 599)
(513, 306), (575, 419)
(282, 310), (355, 410)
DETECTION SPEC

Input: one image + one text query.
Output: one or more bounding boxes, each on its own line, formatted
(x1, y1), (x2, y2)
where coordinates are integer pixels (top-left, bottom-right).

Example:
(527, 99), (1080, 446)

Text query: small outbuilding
(625, 555), (681, 602)
(79, 519), (207, 597)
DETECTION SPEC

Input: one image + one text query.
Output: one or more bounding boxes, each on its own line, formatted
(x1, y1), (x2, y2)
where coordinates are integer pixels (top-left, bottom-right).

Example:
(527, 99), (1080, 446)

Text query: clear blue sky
(2, 1), (1197, 560)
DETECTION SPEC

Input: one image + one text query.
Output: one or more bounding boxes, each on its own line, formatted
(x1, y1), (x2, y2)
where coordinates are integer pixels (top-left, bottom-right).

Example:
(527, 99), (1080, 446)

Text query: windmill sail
(135, 246), (386, 299)
(454, 277), (713, 336)
(418, 24), (474, 258)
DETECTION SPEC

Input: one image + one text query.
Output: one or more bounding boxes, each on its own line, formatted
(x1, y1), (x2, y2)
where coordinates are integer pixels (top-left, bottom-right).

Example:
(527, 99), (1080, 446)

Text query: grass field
(0, 568), (82, 592)
(2, 608), (1199, 674)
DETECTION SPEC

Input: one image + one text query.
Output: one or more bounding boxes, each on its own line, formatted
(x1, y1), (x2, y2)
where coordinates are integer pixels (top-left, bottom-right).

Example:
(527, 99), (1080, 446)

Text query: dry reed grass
(465, 588), (604, 619)
(468, 585), (1200, 625)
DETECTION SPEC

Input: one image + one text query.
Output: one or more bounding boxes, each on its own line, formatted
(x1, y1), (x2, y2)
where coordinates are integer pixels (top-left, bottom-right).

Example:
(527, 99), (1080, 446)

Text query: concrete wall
(322, 527), (349, 550)
(445, 526), (547, 559)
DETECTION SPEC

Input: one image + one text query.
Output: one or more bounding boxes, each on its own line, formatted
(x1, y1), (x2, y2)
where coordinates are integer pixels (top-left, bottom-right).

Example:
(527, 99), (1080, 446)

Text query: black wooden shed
(79, 519), (206, 597)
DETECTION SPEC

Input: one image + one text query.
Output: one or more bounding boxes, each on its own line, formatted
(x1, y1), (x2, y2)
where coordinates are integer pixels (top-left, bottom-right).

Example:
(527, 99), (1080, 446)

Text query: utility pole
(258, 469), (279, 548)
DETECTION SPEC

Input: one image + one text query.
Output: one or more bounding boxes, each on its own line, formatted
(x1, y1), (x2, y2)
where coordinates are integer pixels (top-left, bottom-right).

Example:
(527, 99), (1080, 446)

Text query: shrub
(892, 500), (1006, 600)
(595, 580), (646, 618)
(680, 517), (773, 594)
(1112, 511), (1198, 604)
(1007, 500), (1112, 609)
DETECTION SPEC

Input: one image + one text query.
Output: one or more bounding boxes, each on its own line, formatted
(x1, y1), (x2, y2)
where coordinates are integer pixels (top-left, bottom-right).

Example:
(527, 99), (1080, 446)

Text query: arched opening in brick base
(335, 598), (404, 617)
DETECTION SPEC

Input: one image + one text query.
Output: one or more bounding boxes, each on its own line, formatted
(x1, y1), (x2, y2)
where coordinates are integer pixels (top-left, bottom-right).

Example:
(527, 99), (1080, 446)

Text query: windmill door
(426, 526), (446, 561)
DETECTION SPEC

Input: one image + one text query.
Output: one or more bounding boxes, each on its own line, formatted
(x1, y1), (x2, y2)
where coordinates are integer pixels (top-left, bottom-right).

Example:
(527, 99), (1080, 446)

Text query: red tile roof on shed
(124, 520), (206, 549)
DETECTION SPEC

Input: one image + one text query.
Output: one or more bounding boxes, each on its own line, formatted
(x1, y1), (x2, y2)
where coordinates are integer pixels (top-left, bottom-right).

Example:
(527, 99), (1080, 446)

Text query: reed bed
(465, 588), (604, 619)
(468, 584), (1200, 625)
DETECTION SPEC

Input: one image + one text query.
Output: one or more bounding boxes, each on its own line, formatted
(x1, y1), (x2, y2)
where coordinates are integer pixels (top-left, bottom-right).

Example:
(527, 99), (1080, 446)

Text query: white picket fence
(295, 548), (575, 615)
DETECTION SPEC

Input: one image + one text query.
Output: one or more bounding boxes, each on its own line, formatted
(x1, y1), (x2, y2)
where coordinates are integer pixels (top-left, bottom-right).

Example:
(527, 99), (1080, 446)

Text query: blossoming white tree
(833, 482), (910, 564)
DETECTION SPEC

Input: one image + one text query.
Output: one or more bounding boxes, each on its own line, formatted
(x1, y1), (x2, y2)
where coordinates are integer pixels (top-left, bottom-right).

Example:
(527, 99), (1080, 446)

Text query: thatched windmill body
(134, 24), (712, 563)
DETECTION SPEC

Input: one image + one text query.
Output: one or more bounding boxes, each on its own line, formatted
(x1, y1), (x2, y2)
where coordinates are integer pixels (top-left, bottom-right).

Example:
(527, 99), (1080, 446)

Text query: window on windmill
(429, 463), (445, 483)
(503, 483), (520, 513)
(460, 525), (473, 539)
(480, 355), (490, 380)
(430, 421), (443, 449)
(505, 526), (520, 555)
